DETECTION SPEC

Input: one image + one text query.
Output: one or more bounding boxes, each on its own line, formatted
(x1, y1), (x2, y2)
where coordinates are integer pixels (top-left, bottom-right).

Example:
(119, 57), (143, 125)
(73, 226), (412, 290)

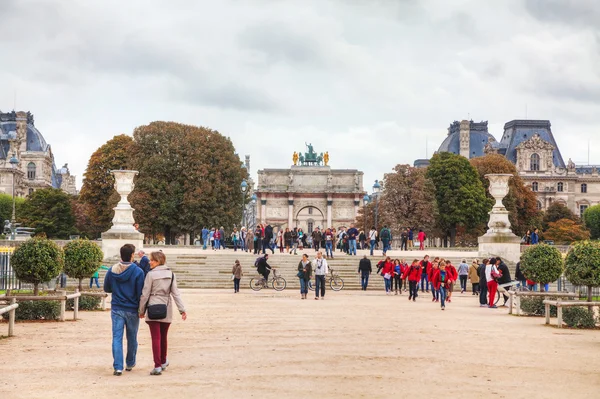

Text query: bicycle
(494, 280), (529, 305)
(308, 267), (344, 292)
(249, 269), (287, 291)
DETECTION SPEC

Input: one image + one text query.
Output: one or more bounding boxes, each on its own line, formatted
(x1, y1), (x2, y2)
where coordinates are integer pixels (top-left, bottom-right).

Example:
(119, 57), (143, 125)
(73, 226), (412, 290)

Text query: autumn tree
(543, 202), (578, 231)
(355, 200), (392, 235)
(544, 219), (590, 244)
(470, 154), (540, 236)
(427, 152), (491, 246)
(79, 135), (134, 237)
(129, 122), (246, 244)
(379, 164), (436, 235)
(19, 188), (77, 239)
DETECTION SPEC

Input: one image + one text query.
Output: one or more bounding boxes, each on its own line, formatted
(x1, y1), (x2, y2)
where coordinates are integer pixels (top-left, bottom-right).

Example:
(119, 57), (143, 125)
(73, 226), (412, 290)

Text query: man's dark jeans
(420, 273), (429, 292)
(400, 239), (407, 250)
(459, 275), (468, 291)
(262, 238), (274, 254)
(361, 272), (370, 290)
(315, 275), (326, 298)
(409, 281), (419, 299)
(479, 283), (488, 305)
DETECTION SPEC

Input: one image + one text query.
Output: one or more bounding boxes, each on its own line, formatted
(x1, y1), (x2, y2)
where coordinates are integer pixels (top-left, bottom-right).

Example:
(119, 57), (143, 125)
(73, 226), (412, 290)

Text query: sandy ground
(1, 288), (599, 399)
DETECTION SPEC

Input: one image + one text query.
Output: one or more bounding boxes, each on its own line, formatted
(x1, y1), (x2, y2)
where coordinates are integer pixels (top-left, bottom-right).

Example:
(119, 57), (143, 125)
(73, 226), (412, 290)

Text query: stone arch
(296, 206), (324, 234)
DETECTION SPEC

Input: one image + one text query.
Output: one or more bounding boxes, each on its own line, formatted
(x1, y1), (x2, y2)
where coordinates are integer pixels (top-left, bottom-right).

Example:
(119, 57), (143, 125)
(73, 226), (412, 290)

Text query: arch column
(327, 194), (332, 228)
(260, 194), (267, 224)
(288, 194), (294, 228)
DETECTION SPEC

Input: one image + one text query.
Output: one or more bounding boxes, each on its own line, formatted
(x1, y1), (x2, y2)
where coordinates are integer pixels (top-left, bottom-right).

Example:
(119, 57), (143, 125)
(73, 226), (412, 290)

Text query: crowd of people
(200, 224), (430, 257)
(104, 244), (187, 376)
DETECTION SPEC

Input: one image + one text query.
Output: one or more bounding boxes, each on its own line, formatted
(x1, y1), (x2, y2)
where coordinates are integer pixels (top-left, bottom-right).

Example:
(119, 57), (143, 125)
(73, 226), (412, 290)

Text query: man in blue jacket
(104, 244), (145, 376)
(135, 250), (150, 276)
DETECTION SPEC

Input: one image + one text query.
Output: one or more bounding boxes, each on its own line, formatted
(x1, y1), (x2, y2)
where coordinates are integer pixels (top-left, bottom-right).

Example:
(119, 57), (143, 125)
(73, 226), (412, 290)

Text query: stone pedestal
(478, 174), (521, 263)
(101, 170), (144, 259)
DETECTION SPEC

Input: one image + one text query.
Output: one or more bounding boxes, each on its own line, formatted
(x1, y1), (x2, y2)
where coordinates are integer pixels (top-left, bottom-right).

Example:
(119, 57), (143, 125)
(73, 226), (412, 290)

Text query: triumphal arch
(255, 145), (365, 232)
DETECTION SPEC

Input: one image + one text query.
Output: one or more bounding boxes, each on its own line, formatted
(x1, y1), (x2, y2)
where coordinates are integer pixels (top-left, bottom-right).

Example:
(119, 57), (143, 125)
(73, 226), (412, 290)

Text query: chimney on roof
(459, 120), (470, 158)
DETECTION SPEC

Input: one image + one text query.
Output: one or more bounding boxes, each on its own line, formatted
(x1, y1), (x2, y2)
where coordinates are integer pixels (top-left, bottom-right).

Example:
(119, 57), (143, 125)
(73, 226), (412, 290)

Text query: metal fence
(0, 251), (22, 290)
(556, 276), (600, 298)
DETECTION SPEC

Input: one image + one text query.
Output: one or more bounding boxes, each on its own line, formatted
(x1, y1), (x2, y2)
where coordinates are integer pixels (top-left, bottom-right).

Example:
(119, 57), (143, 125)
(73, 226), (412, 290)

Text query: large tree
(380, 164), (436, 234)
(470, 154), (540, 236)
(129, 121), (246, 244)
(427, 152), (491, 246)
(79, 134), (134, 237)
(582, 204), (600, 239)
(19, 188), (77, 239)
(543, 202), (578, 231)
(544, 219), (590, 244)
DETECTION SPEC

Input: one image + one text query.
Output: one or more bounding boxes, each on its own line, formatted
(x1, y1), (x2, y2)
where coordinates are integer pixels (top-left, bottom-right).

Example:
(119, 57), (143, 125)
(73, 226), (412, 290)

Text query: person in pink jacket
(417, 230), (426, 250)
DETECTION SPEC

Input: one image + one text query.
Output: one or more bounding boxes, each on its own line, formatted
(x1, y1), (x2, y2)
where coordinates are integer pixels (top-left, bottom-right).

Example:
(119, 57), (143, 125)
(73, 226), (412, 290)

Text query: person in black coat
(358, 256), (372, 291)
(256, 254), (272, 282)
(515, 261), (526, 289)
(478, 259), (488, 307)
(496, 257), (512, 306)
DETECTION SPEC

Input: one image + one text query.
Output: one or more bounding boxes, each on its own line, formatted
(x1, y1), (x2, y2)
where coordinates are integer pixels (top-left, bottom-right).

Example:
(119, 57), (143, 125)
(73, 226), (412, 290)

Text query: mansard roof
(438, 120), (498, 158)
(0, 111), (50, 156)
(499, 120), (566, 168)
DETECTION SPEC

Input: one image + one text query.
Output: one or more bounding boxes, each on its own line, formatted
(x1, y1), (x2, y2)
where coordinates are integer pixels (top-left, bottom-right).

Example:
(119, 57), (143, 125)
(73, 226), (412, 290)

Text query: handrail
(4, 290), (83, 321)
(542, 299), (600, 328)
(0, 298), (18, 337)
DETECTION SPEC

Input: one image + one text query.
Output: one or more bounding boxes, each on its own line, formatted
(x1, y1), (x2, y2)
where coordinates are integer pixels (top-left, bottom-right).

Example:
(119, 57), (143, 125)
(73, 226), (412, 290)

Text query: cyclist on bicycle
(256, 254), (272, 282)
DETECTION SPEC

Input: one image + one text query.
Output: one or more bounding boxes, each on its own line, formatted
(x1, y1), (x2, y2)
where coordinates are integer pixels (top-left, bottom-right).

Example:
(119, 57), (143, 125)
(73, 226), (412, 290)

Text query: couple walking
(297, 251), (328, 300)
(104, 244), (187, 376)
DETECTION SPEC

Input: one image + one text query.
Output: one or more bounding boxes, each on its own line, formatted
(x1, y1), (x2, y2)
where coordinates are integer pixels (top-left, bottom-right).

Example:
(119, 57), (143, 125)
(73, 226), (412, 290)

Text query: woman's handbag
(297, 270), (304, 278)
(231, 274), (235, 281)
(146, 273), (174, 320)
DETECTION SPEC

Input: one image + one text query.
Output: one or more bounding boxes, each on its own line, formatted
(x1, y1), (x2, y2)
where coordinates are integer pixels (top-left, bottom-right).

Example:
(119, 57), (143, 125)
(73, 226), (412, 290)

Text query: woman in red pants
(485, 257), (500, 309)
(139, 251), (187, 375)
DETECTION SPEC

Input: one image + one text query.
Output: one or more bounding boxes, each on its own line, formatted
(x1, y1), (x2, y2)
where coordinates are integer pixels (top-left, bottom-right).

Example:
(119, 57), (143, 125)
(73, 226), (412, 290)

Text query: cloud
(0, 0), (600, 192)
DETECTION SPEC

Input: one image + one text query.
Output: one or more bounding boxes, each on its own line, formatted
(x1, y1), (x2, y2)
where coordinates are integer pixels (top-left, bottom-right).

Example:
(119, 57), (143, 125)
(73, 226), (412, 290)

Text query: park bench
(507, 291), (577, 316)
(542, 299), (600, 328)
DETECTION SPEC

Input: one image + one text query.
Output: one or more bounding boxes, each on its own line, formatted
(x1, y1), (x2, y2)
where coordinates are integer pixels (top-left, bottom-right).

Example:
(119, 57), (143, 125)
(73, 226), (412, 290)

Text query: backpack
(381, 229), (390, 240)
(255, 257), (262, 267)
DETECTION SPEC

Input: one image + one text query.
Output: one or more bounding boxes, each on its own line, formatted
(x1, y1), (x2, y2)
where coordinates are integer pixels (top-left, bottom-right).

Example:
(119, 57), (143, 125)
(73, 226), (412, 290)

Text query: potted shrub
(520, 244), (563, 292)
(63, 239), (104, 291)
(564, 240), (600, 306)
(11, 237), (64, 296)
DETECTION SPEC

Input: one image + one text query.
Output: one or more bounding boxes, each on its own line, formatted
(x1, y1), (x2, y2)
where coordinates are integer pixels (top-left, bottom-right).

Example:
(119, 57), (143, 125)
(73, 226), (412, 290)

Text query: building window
(532, 182), (538, 192)
(537, 201), (542, 210)
(307, 221), (313, 232)
(27, 162), (36, 180)
(557, 182), (563, 192)
(581, 184), (587, 193)
(580, 205), (589, 217)
(308, 207), (313, 215)
(28, 188), (34, 196)
(530, 153), (540, 171)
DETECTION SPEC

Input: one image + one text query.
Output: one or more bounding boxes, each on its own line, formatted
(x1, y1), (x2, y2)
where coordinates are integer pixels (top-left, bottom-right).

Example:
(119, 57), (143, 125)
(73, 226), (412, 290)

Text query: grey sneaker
(150, 367), (162, 375)
(161, 361), (169, 370)
(113, 370), (123, 376)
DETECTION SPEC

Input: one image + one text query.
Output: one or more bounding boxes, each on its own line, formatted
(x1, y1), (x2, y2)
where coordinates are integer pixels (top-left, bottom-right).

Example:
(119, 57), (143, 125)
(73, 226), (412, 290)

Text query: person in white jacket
(313, 251), (329, 300)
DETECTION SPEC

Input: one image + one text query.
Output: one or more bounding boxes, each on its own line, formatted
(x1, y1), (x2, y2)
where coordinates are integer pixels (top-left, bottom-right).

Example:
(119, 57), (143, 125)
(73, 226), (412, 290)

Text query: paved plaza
(2, 289), (599, 398)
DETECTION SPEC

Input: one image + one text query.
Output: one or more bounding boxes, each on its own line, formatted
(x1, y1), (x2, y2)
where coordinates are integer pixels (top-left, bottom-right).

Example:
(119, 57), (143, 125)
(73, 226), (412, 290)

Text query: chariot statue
(297, 143), (325, 166)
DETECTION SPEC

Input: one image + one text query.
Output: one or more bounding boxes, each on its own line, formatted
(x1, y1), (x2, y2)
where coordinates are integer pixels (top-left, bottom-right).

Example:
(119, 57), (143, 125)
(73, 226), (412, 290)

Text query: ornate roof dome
(0, 111), (49, 158)
(437, 120), (498, 159)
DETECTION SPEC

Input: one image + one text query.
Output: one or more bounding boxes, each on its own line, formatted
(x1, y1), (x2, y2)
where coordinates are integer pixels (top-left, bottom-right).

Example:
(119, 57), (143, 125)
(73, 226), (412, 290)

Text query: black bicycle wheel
(308, 280), (314, 291)
(249, 278), (263, 291)
(330, 276), (344, 291)
(495, 289), (501, 305)
(272, 277), (287, 291)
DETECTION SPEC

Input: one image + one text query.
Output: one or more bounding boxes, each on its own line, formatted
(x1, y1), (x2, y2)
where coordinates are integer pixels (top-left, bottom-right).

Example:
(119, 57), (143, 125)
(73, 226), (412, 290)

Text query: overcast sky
(1, 0), (599, 191)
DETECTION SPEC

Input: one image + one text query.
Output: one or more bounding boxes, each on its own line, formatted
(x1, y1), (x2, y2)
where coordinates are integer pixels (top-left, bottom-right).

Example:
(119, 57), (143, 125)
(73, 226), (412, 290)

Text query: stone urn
(101, 170), (144, 259)
(478, 173), (521, 263)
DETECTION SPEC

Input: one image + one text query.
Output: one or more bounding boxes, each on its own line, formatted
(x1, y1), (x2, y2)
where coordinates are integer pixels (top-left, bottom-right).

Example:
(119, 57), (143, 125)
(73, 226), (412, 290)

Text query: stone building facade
(0, 111), (76, 197)
(254, 165), (365, 232)
(433, 118), (598, 217)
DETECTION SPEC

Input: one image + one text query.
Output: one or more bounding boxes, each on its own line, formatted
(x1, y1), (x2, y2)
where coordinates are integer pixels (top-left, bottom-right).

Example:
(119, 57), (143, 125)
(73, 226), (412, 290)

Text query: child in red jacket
(399, 259), (409, 294)
(381, 257), (394, 295)
(428, 261), (440, 302)
(404, 259), (422, 302)
(445, 261), (458, 303)
(431, 261), (449, 310)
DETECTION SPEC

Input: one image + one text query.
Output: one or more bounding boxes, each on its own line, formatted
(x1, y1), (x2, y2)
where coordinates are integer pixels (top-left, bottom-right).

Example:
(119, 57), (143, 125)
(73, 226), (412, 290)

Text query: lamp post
(373, 179), (381, 232)
(9, 153), (19, 241)
(363, 194), (370, 237)
(240, 179), (248, 228)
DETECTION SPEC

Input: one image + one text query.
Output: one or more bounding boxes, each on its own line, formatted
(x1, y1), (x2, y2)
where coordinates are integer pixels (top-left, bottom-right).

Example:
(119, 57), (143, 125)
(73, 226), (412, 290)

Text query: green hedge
(2, 300), (60, 321)
(520, 297), (557, 317)
(66, 295), (101, 311)
(562, 307), (597, 329)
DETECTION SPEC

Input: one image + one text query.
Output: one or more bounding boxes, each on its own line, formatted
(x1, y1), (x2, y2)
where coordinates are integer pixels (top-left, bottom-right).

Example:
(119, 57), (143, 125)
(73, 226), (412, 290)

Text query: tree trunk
(78, 278), (83, 292)
(164, 226), (171, 245)
(34, 283), (39, 296)
(587, 285), (593, 312)
(449, 227), (457, 247)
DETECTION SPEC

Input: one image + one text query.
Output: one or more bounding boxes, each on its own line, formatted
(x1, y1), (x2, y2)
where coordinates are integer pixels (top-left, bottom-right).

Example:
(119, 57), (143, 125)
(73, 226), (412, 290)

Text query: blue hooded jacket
(103, 262), (145, 313)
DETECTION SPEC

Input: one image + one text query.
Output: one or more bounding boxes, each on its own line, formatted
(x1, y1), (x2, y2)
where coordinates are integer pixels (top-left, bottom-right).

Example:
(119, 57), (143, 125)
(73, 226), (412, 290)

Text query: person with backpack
(358, 255), (372, 291)
(419, 255), (432, 293)
(404, 259), (422, 301)
(379, 226), (391, 255)
(368, 227), (377, 256)
(417, 229), (426, 250)
(485, 257), (500, 308)
(256, 254), (272, 284)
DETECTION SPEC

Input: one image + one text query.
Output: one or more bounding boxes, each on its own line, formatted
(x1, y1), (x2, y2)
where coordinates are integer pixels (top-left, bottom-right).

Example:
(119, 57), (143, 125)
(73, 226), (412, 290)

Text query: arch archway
(296, 206), (324, 234)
